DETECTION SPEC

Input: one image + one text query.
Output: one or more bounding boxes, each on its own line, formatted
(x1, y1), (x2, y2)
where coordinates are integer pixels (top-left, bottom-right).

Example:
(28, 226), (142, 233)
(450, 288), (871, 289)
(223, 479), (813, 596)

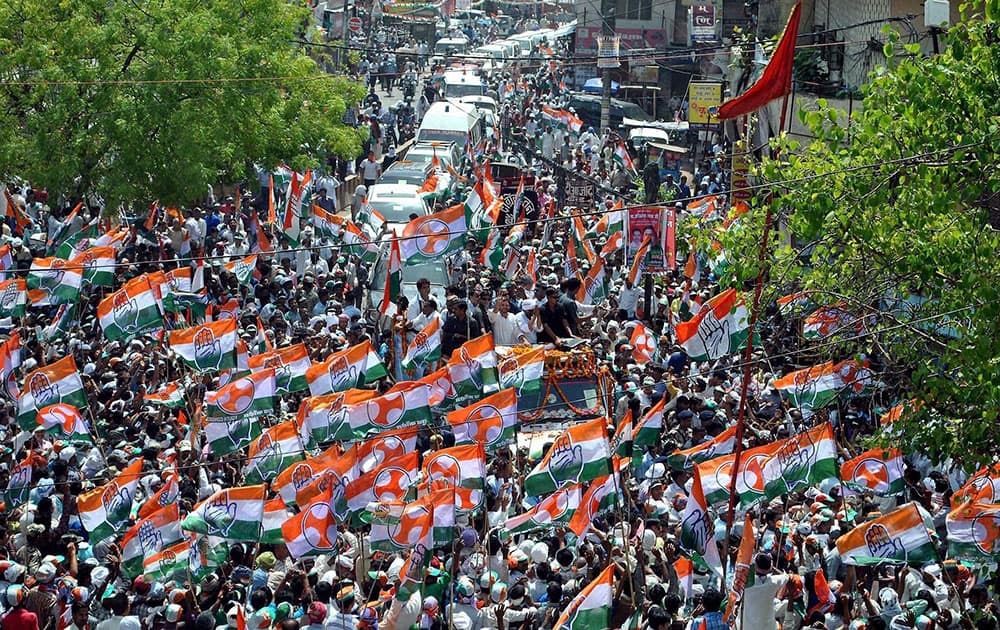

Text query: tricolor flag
(697, 440), (783, 508)
(27, 257), (83, 304)
(78, 459), (144, 540)
(674, 288), (751, 361)
(33, 403), (91, 443)
(273, 444), (344, 506)
(724, 514), (757, 625)
(349, 381), (432, 439)
(447, 333), (499, 401)
(613, 139), (636, 173)
(400, 202), (468, 265)
(70, 246), (117, 287)
(666, 425), (738, 471)
(678, 468), (723, 576)
(355, 199), (386, 240)
(281, 170), (312, 247)
(0, 332), (21, 400)
(345, 452), (419, 520)
(357, 427), (420, 475)
(297, 389), (377, 447)
(0, 279), (26, 318)
(312, 204), (346, 240)
(242, 421), (304, 484)
(120, 504), (183, 578)
(370, 489), (456, 552)
(479, 227), (504, 271)
(143, 539), (190, 583)
(772, 362), (843, 411)
(577, 256), (608, 306)
(568, 466), (620, 537)
(137, 470), (179, 520)
(260, 496), (289, 544)
(182, 485), (266, 541)
(203, 370), (276, 455)
(282, 486), (340, 559)
(553, 565), (613, 630)
(505, 484), (580, 535)
(144, 382), (186, 408)
(306, 340), (388, 395)
(840, 447), (905, 496)
(97, 276), (164, 342)
(633, 398), (665, 448)
(168, 319), (238, 373)
(401, 316), (442, 370)
(803, 302), (854, 339)
(497, 346), (545, 396)
(836, 502), (936, 565)
(952, 464), (1000, 507)
(416, 366), (455, 408)
(422, 443), (486, 511)
(222, 254), (258, 286)
(524, 417), (611, 496)
(572, 215), (596, 263)
(5, 454), (43, 510)
(248, 343), (313, 393)
(760, 423), (837, 501)
(629, 321), (655, 364)
(17, 356), (88, 428)
(946, 501), (1000, 561)
(611, 411), (633, 458)
(342, 221), (380, 263)
(628, 235), (652, 285)
(296, 445), (359, 520)
(0, 243), (13, 281)
(674, 558), (695, 600)
(447, 388), (519, 452)
(777, 291), (812, 314)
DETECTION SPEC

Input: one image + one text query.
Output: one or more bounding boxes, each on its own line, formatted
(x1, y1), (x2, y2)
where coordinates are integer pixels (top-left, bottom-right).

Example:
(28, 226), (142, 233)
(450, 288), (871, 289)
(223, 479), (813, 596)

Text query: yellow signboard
(688, 81), (722, 129)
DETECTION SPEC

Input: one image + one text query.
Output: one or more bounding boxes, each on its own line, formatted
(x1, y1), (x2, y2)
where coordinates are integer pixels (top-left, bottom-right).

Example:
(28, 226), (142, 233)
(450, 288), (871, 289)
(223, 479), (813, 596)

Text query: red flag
(717, 3), (802, 120)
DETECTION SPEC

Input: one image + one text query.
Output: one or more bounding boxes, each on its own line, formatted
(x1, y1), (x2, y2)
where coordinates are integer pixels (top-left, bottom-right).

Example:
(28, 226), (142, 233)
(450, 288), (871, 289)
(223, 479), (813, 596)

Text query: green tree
(721, 7), (1000, 469)
(0, 0), (366, 208)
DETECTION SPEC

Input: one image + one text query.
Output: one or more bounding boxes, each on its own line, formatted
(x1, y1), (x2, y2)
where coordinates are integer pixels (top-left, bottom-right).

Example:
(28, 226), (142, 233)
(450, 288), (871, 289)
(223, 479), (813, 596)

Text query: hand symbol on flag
(203, 495), (237, 536)
(547, 435), (583, 488)
(194, 328), (222, 370)
(697, 313), (731, 360)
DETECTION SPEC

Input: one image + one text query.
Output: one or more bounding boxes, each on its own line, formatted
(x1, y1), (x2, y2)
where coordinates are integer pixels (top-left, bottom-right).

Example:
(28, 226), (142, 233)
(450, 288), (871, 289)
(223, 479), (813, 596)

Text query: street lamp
(924, 0), (950, 54)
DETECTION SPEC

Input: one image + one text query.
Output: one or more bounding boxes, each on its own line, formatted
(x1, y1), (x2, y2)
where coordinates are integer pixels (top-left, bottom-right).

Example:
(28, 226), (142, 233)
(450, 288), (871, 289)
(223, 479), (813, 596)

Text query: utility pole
(599, 0), (616, 134)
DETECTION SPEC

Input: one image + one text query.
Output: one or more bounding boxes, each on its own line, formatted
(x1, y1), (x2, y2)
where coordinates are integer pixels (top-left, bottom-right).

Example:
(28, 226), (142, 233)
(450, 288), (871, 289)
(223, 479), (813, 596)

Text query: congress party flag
(144, 382), (186, 408)
(772, 361), (845, 412)
(553, 565), (613, 630)
(260, 497), (289, 544)
(723, 514), (757, 626)
(629, 321), (656, 364)
(633, 398), (665, 448)
(679, 468), (723, 577)
(666, 425), (738, 471)
(222, 254), (257, 286)
(168, 319), (238, 373)
(312, 204), (346, 239)
(567, 461), (622, 537)
(0, 279), (26, 318)
(506, 484), (581, 536)
(70, 246), (116, 287)
(282, 486), (340, 560)
(142, 539), (190, 583)
(401, 317), (442, 370)
(675, 558), (695, 600)
(674, 288), (751, 361)
(611, 411), (633, 459)
(577, 255), (609, 305)
(182, 485), (265, 541)
(840, 447), (906, 496)
(120, 504), (183, 578)
(627, 234), (652, 285)
(242, 421), (304, 485)
(497, 347), (545, 396)
(248, 343), (312, 393)
(78, 459), (144, 541)
(306, 340), (387, 396)
(345, 452), (419, 521)
(4, 454), (43, 510)
(946, 501), (1000, 562)
(697, 441), (783, 508)
(417, 366), (455, 408)
(98, 276), (164, 342)
(295, 444), (359, 520)
(0, 332), (19, 401)
(348, 381), (432, 439)
(382, 235), (403, 316)
(447, 388), (519, 452)
(17, 355), (88, 428)
(281, 170), (312, 247)
(341, 221), (380, 263)
(34, 403), (91, 443)
(370, 488), (455, 552)
(357, 427), (420, 475)
(447, 333), (499, 401)
(27, 257), (83, 304)
(400, 202), (468, 265)
(524, 417), (611, 496)
(0, 244), (12, 281)
(422, 443), (486, 511)
(836, 502), (936, 566)
(953, 464), (1000, 507)
(803, 302), (854, 339)
(137, 470), (179, 520)
(204, 369), (276, 423)
(297, 389), (377, 447)
(273, 443), (344, 506)
(760, 423), (838, 500)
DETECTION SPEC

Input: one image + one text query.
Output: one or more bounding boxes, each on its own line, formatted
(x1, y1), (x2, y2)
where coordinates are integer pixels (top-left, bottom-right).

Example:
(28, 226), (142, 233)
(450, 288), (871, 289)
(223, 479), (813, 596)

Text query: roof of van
(436, 37), (469, 44)
(442, 70), (484, 84)
(421, 101), (480, 126)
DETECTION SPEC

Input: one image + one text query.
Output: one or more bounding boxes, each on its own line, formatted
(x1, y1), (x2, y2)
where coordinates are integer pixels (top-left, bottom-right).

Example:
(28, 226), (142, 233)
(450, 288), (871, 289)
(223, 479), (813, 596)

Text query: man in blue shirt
(692, 587), (727, 630)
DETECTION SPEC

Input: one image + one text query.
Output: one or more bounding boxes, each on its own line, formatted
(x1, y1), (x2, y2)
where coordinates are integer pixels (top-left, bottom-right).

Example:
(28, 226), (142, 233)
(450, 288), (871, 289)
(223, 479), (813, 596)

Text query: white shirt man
(488, 298), (520, 345)
(515, 300), (543, 344)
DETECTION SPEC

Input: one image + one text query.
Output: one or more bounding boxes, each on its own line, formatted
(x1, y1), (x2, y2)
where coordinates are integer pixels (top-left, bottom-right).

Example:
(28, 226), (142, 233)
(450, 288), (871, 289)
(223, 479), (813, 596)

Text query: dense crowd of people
(0, 10), (995, 630)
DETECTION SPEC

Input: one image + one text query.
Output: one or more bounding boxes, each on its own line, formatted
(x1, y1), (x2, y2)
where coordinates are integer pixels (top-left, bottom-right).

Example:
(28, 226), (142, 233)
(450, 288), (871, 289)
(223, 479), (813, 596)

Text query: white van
(417, 101), (483, 151)
(450, 9), (484, 29)
(441, 70), (485, 99)
(434, 37), (469, 56)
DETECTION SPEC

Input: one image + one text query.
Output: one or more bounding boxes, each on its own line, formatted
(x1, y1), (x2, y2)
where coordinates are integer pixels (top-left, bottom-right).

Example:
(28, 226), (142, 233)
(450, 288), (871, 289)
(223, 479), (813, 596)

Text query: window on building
(625, 0), (641, 20)
(640, 0), (652, 20)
